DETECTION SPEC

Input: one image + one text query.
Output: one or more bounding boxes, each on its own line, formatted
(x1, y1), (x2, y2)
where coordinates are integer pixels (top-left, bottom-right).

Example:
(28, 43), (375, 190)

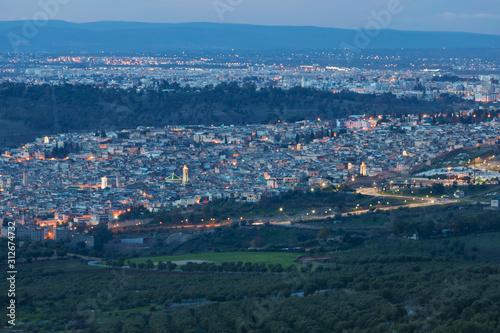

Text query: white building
(182, 165), (189, 184)
(101, 176), (108, 189)
(492, 197), (499, 209)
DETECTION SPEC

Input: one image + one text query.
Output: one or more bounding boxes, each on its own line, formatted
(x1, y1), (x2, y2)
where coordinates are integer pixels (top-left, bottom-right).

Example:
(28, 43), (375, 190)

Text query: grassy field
(130, 251), (303, 267)
(17, 258), (102, 272)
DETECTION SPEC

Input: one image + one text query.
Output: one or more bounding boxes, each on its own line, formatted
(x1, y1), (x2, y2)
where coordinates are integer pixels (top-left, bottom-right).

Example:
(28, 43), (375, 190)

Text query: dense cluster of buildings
(1, 53), (499, 103)
(1, 113), (499, 243)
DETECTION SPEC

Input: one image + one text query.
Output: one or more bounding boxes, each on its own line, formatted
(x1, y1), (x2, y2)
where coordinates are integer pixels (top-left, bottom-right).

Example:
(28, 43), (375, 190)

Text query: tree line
(0, 81), (462, 136)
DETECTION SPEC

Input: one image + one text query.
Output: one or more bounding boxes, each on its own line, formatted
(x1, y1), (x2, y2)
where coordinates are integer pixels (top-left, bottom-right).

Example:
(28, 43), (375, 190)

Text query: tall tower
(360, 162), (367, 177)
(22, 171), (28, 187)
(182, 165), (189, 185)
(101, 176), (108, 190)
(115, 173), (121, 188)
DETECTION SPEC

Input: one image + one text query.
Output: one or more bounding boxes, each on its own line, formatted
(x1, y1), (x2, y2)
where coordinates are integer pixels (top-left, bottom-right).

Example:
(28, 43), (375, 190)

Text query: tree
(432, 183), (445, 195)
(157, 261), (166, 271)
(250, 237), (265, 249)
(342, 232), (352, 243)
(304, 283), (318, 295)
(317, 227), (331, 240)
(90, 225), (113, 252)
(30, 250), (41, 261)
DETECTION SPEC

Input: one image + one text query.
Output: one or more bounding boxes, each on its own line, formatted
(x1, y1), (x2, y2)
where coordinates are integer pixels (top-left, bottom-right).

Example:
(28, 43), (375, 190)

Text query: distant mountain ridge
(0, 20), (499, 52)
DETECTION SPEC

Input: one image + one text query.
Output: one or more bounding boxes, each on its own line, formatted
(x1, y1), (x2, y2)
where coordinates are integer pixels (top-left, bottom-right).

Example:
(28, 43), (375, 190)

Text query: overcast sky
(2, 0), (500, 35)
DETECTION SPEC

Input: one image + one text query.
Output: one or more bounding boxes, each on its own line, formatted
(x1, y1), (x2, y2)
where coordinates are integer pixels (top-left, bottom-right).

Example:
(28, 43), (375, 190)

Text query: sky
(1, 0), (500, 35)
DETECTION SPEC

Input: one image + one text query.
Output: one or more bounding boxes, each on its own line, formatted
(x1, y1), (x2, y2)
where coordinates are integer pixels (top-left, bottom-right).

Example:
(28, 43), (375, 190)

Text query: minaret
(360, 162), (367, 177)
(101, 176), (108, 189)
(23, 171), (28, 187)
(115, 173), (121, 188)
(182, 165), (189, 185)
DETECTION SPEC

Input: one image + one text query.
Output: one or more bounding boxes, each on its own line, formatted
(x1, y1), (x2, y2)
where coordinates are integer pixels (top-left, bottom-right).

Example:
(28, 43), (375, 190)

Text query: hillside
(1, 21), (500, 52)
(0, 82), (459, 147)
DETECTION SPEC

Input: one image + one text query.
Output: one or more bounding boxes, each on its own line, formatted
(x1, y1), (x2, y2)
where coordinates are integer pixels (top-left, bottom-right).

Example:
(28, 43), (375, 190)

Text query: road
(357, 187), (456, 205)
(269, 188), (457, 226)
(111, 188), (457, 231)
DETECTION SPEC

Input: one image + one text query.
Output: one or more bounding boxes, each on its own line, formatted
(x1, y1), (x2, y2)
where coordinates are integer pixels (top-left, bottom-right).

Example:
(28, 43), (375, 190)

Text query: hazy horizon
(1, 19), (500, 38)
(2, 0), (500, 35)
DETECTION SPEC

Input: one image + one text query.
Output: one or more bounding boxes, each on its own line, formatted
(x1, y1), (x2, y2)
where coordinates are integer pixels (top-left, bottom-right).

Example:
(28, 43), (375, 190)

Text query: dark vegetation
(1, 201), (500, 332)
(391, 207), (500, 239)
(0, 82), (465, 147)
(2, 238), (68, 262)
(45, 141), (81, 159)
(2, 233), (500, 332)
(118, 205), (154, 221)
(431, 75), (480, 83)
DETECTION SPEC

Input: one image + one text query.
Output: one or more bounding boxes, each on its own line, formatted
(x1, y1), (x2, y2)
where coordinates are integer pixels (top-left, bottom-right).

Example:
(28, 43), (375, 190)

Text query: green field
(130, 251), (302, 267)
(17, 258), (102, 272)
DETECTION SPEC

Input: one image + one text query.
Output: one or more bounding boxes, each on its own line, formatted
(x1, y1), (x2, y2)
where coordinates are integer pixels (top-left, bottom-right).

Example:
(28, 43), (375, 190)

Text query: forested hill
(0, 82), (460, 140)
(1, 21), (500, 52)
